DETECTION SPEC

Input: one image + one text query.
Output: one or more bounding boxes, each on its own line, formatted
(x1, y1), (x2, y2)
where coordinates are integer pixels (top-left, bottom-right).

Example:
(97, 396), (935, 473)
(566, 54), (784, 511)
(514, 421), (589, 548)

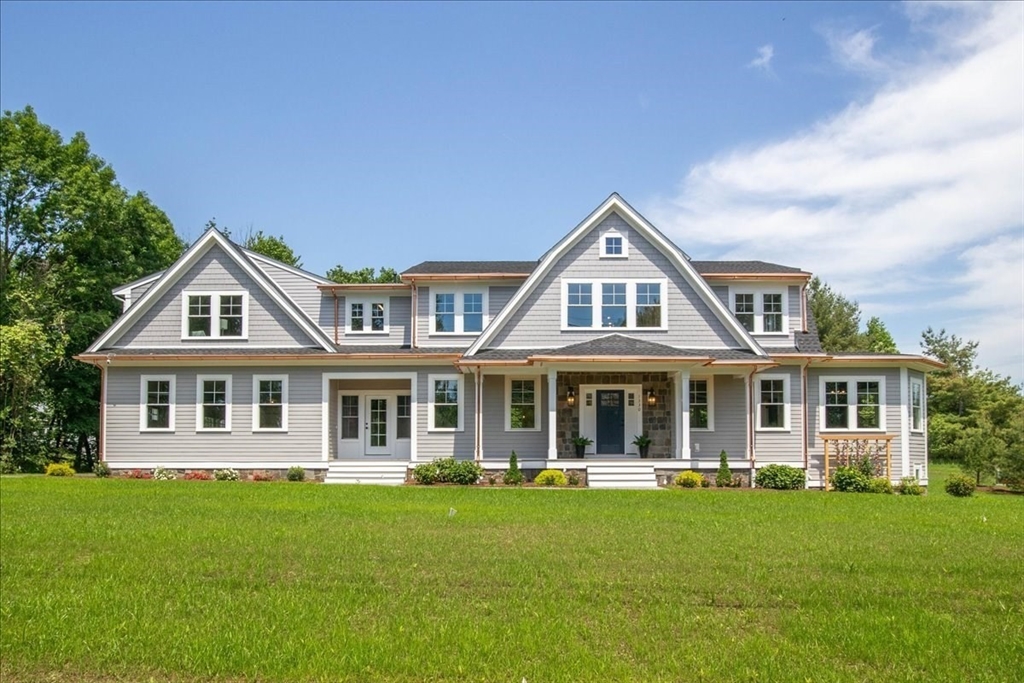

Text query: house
(76, 194), (940, 488)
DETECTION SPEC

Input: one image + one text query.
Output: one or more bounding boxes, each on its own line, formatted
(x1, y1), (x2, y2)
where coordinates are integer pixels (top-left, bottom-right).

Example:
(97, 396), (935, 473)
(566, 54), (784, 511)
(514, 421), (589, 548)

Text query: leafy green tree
(807, 277), (863, 352)
(1, 106), (183, 471)
(242, 229), (302, 267)
(325, 265), (401, 284)
(862, 316), (898, 353)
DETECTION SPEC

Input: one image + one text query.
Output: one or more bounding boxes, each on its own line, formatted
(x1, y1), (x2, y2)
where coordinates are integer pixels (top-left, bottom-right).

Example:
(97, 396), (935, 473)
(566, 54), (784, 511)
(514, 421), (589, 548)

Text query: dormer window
(346, 298), (389, 334)
(430, 289), (488, 335)
(600, 230), (628, 258)
(730, 288), (787, 334)
(182, 292), (248, 339)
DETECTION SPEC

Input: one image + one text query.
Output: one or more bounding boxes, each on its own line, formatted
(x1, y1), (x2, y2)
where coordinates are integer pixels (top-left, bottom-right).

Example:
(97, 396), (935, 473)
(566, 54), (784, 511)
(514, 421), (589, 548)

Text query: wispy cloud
(653, 2), (1024, 380)
(823, 26), (886, 73)
(747, 44), (775, 72)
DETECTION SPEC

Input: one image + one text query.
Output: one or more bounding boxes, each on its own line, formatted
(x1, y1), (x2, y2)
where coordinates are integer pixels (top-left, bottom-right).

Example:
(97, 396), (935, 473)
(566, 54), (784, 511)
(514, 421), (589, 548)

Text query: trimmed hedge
(755, 464), (804, 490)
(534, 469), (567, 487)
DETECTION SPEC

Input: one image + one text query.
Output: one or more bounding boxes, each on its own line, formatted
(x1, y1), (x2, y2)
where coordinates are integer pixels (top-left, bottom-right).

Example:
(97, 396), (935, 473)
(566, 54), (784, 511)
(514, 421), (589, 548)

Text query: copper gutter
(75, 352), (462, 362)
(700, 273), (811, 282)
(316, 283), (411, 291)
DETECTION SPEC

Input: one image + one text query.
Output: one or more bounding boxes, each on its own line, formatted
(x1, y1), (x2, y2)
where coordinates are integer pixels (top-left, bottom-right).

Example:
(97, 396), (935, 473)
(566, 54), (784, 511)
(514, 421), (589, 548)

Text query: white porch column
(547, 368), (558, 459)
(899, 367), (910, 479)
(679, 369), (691, 459)
(409, 373), (418, 462)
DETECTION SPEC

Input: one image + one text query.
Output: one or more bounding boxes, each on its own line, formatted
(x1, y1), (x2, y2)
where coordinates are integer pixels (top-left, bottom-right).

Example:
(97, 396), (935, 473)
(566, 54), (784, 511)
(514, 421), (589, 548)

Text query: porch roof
(464, 334), (769, 365)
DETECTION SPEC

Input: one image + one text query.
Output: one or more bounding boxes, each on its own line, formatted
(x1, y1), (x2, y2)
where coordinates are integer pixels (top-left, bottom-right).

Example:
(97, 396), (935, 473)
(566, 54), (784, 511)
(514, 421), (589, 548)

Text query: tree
(807, 276), (863, 352)
(1, 106), (184, 471)
(862, 317), (898, 353)
(325, 265), (401, 284)
(241, 229), (302, 267)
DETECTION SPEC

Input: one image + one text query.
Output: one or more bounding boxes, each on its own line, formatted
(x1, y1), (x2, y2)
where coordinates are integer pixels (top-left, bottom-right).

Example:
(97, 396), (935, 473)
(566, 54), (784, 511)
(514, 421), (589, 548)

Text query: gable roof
(465, 194), (769, 358)
(87, 228), (337, 353)
(242, 248), (333, 285)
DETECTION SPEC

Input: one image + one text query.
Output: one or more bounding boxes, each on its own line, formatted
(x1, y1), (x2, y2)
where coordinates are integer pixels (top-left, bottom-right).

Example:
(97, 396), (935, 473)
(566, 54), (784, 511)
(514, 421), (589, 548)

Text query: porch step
(325, 461), (409, 486)
(586, 464), (659, 490)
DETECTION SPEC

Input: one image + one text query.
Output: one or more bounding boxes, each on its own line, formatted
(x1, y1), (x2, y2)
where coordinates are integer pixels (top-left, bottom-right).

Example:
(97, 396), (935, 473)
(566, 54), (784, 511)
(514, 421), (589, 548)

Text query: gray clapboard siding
(481, 374), (549, 460)
(488, 213), (738, 349)
(336, 295), (412, 346)
(753, 366), (803, 465)
(105, 366), (322, 465)
(114, 245), (314, 348)
(417, 369), (476, 460)
(252, 259), (325, 324)
(690, 375), (747, 463)
(908, 370), (928, 480)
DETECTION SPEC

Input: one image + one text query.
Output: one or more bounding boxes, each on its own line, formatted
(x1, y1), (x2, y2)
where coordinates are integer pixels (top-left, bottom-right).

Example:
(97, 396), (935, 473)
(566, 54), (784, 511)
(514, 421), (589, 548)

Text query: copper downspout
(333, 291), (339, 345)
(411, 283), (418, 349)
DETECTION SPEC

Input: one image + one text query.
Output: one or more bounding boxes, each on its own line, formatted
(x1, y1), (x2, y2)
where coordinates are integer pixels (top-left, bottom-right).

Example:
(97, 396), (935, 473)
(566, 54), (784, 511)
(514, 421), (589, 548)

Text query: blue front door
(596, 390), (625, 454)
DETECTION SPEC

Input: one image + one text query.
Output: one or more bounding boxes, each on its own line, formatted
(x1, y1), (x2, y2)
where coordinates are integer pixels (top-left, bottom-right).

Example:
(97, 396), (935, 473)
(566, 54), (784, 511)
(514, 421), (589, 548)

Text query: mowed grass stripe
(1, 468), (1021, 683)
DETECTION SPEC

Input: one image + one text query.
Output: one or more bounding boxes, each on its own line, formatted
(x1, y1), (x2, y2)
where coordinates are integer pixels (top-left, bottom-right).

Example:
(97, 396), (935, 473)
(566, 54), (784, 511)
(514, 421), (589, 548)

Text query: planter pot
(638, 445), (650, 458)
(574, 444), (586, 458)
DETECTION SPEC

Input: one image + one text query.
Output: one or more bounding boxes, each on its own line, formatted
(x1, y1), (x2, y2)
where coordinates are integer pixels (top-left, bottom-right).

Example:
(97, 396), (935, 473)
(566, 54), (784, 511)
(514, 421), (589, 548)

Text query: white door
(365, 395), (391, 455)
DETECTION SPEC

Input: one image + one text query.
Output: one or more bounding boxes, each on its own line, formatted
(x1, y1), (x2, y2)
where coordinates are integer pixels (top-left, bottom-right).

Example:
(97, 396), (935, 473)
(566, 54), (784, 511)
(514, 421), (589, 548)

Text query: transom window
(429, 374), (463, 431)
(689, 378), (711, 430)
(757, 375), (789, 430)
(140, 376), (175, 431)
(600, 230), (628, 258)
(347, 298), (388, 334)
(506, 377), (539, 431)
(183, 292), (248, 339)
(254, 375), (288, 431)
(563, 280), (667, 330)
(821, 377), (885, 431)
(910, 378), (924, 432)
(431, 290), (487, 335)
(197, 375), (231, 431)
(730, 288), (787, 334)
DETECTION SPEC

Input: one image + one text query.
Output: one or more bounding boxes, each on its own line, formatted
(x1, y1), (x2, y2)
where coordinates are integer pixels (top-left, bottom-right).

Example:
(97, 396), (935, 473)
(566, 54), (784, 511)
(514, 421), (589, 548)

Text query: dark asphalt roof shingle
(402, 261), (538, 275)
(99, 346), (465, 356)
(690, 260), (806, 274)
(471, 335), (764, 361)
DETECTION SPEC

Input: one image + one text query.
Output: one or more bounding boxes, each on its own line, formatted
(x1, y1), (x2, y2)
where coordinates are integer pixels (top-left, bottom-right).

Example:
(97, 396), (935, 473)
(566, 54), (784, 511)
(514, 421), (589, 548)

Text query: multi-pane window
(762, 294), (783, 333)
(689, 379), (709, 429)
(822, 378), (884, 430)
(463, 294), (483, 333)
(759, 378), (786, 429)
(348, 300), (387, 333)
(601, 283), (627, 327)
(856, 381), (880, 429)
(143, 378), (173, 430)
(734, 294), (755, 332)
(350, 303), (365, 331)
(184, 293), (246, 338)
(432, 378), (460, 430)
(396, 395), (411, 439)
(605, 236), (622, 255)
(340, 396), (359, 439)
(508, 379), (537, 430)
(910, 379), (923, 431)
(567, 283), (592, 327)
(370, 302), (385, 332)
(636, 283), (661, 328)
(198, 377), (230, 431)
(255, 377), (286, 430)
(824, 381), (848, 429)
(434, 293), (455, 333)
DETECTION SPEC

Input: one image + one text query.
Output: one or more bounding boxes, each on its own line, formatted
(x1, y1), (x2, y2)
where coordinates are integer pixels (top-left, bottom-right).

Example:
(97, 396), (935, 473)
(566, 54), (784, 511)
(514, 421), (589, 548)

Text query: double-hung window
(183, 292), (248, 339)
(428, 374), (463, 431)
(910, 378), (924, 432)
(689, 378), (712, 430)
(731, 288), (787, 334)
(396, 395), (411, 439)
(140, 376), (175, 431)
(601, 283), (627, 327)
(197, 375), (231, 432)
(563, 280), (666, 329)
(567, 283), (593, 327)
(347, 299), (388, 334)
(757, 375), (789, 430)
(253, 375), (288, 431)
(821, 377), (885, 431)
(635, 283), (661, 327)
(431, 290), (487, 334)
(506, 377), (539, 431)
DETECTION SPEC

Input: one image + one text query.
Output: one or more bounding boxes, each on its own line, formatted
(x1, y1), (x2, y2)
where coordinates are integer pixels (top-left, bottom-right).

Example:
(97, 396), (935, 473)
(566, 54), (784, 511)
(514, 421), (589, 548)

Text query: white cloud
(747, 44), (774, 71)
(822, 26), (885, 73)
(653, 2), (1024, 381)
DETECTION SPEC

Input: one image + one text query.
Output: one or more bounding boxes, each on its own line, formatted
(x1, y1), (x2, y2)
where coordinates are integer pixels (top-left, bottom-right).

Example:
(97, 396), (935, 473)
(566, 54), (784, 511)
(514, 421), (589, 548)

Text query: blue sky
(2, 1), (1021, 380)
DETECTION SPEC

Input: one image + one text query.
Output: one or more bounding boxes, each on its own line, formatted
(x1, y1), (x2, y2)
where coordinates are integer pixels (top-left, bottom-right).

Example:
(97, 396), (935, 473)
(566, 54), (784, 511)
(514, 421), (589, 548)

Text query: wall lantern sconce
(646, 389), (657, 407)
(566, 387), (576, 407)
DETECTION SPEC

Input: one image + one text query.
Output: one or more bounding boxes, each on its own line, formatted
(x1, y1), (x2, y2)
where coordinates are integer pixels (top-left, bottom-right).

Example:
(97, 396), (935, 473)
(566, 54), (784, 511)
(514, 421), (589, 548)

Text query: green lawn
(1, 474), (1021, 683)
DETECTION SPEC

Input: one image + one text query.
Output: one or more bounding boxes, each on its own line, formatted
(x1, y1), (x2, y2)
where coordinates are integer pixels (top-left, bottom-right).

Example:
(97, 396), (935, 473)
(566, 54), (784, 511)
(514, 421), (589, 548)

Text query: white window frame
(909, 377), (924, 433)
(818, 376), (886, 433)
(600, 229), (629, 258)
(505, 375), (541, 432)
(429, 288), (489, 335)
(560, 279), (668, 330)
(729, 287), (788, 335)
(196, 374), (232, 432)
(689, 376), (715, 432)
(427, 373), (464, 432)
(756, 373), (791, 432)
(181, 291), (250, 340)
(345, 297), (390, 335)
(139, 375), (176, 432)
(253, 374), (288, 432)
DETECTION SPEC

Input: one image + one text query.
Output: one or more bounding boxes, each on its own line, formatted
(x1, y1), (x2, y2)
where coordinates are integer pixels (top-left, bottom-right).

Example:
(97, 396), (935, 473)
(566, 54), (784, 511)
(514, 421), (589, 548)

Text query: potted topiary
(632, 434), (652, 458)
(571, 435), (593, 458)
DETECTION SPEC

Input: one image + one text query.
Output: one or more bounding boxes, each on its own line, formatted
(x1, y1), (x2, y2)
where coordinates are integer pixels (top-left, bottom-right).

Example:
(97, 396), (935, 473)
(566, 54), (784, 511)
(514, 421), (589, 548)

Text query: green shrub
(831, 466), (869, 492)
(566, 470), (581, 487)
(286, 466), (305, 482)
(435, 457), (483, 485)
(152, 466), (176, 481)
(412, 462), (439, 485)
(92, 461), (111, 478)
(534, 469), (567, 486)
(896, 477), (924, 495)
(855, 455), (876, 478)
(503, 451), (524, 486)
(716, 451), (733, 487)
(674, 470), (706, 488)
(867, 477), (894, 494)
(945, 473), (976, 497)
(44, 462), (76, 477)
(213, 468), (239, 481)
(755, 464), (804, 490)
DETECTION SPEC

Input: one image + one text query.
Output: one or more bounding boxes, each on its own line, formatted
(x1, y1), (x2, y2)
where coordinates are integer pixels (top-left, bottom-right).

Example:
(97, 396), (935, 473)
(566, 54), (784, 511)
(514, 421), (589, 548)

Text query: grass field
(1, 464), (1021, 682)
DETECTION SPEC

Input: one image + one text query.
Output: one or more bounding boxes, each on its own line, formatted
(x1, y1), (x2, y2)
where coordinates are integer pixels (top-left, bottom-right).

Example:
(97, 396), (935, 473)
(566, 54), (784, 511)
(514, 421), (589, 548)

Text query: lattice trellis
(822, 435), (893, 489)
